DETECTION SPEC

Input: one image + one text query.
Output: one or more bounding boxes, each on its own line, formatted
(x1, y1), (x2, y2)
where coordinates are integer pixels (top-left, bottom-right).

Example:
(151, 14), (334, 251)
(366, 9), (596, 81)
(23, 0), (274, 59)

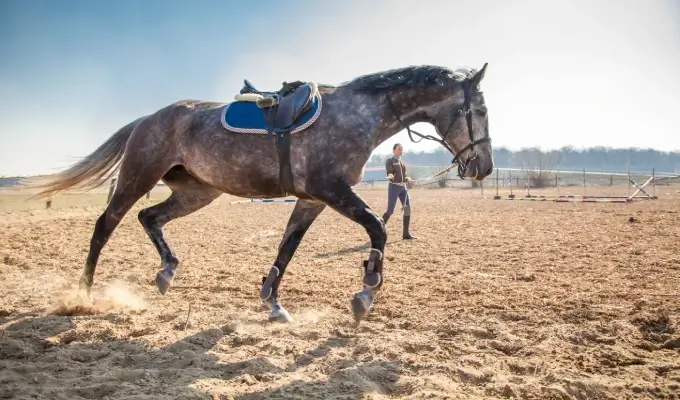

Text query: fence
(0, 180), (171, 213)
(490, 167), (679, 201)
(2, 167), (679, 212)
(355, 166), (680, 203)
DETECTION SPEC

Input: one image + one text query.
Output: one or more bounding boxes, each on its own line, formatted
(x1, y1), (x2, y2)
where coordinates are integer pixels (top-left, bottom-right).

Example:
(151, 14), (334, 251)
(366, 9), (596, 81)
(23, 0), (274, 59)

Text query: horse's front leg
(261, 199), (326, 322)
(311, 183), (387, 324)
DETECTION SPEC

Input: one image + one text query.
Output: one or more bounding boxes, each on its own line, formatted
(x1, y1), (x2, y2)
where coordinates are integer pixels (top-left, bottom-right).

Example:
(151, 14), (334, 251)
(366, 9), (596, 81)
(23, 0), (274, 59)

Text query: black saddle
(240, 80), (315, 131)
(239, 79), (318, 196)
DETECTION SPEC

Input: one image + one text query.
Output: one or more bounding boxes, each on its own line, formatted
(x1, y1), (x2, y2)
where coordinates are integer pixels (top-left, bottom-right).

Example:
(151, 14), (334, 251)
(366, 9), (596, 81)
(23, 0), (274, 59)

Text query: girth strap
(263, 102), (296, 196)
(275, 132), (295, 195)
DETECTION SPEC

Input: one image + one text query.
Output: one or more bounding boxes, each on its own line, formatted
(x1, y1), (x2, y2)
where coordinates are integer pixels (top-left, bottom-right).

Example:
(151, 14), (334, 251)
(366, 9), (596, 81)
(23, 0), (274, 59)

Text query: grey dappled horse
(29, 64), (494, 324)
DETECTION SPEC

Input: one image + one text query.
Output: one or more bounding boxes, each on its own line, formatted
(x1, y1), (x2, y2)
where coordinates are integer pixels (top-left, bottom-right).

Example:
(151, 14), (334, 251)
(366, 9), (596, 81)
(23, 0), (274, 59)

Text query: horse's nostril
(484, 166), (493, 177)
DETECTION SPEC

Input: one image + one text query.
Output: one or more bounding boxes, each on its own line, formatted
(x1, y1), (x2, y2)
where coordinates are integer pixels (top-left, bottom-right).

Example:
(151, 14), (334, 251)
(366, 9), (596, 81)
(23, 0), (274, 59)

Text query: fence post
(583, 168), (586, 195)
(652, 168), (656, 198)
(509, 170), (514, 198)
(107, 178), (117, 204)
(525, 178), (530, 197)
(45, 197), (52, 209)
(494, 168), (500, 199)
(610, 175), (613, 186)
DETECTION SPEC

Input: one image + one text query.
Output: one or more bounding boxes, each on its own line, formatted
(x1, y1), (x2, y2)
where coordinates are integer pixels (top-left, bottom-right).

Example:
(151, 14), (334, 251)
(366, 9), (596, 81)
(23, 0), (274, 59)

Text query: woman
(382, 143), (416, 239)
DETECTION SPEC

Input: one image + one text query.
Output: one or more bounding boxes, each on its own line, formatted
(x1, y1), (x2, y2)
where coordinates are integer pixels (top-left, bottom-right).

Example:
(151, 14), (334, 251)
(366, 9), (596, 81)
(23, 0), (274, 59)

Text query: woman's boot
(402, 214), (416, 239)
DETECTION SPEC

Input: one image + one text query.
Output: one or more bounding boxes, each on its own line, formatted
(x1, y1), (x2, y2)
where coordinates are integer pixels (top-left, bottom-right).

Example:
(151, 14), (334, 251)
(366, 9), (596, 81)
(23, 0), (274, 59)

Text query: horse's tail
(26, 117), (144, 200)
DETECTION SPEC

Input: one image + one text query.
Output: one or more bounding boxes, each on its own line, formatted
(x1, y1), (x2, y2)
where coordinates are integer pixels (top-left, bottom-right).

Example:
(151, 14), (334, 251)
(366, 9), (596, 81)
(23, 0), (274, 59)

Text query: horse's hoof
(77, 285), (93, 303)
(350, 290), (373, 324)
(268, 306), (293, 323)
(78, 282), (91, 296)
(78, 276), (92, 298)
(155, 270), (173, 295)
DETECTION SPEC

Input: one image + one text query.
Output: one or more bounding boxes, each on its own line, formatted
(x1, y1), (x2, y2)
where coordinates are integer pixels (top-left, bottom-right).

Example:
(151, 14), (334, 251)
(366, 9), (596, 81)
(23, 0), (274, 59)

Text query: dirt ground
(1, 186), (679, 399)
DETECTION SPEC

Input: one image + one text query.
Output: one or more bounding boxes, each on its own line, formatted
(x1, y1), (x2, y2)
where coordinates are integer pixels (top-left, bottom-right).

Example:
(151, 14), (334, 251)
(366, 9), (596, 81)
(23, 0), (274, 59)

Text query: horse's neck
(372, 90), (433, 146)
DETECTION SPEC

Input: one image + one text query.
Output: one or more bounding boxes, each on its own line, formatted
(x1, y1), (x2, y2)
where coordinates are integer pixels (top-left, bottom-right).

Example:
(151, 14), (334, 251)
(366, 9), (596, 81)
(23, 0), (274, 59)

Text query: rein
(385, 80), (491, 179)
(409, 163), (458, 186)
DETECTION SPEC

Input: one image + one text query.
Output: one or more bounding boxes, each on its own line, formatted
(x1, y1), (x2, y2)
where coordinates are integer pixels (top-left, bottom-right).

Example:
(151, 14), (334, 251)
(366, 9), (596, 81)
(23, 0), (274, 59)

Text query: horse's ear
(470, 63), (488, 88)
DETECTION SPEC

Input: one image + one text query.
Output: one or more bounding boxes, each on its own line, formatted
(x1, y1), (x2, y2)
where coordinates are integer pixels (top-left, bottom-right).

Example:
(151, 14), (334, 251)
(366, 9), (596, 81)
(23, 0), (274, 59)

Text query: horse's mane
(343, 65), (478, 95)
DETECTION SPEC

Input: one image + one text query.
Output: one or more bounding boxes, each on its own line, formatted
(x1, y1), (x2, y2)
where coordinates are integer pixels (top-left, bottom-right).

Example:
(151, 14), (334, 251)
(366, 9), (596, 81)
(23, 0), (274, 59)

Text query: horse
(28, 63), (494, 324)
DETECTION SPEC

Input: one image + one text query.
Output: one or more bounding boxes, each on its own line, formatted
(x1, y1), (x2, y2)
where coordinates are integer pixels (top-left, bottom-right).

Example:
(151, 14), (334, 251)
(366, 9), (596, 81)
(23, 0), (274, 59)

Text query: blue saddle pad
(220, 94), (322, 135)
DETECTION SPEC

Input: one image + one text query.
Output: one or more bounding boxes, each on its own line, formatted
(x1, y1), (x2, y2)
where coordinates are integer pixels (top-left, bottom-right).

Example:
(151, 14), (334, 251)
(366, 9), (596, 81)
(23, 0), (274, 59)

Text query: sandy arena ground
(1, 186), (679, 399)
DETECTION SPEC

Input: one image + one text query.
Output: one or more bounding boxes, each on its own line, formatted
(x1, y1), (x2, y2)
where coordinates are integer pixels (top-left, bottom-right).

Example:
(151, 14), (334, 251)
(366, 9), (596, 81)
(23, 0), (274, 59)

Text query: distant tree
(366, 145), (680, 173)
(513, 147), (562, 188)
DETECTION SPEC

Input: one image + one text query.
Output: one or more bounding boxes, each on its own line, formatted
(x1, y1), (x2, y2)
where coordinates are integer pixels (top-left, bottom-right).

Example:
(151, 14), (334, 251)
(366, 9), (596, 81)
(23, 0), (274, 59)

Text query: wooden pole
(107, 178), (117, 204)
(525, 179), (530, 197)
(583, 168), (586, 195)
(628, 176), (655, 200)
(494, 168), (500, 199)
(509, 170), (514, 198)
(652, 168), (656, 198)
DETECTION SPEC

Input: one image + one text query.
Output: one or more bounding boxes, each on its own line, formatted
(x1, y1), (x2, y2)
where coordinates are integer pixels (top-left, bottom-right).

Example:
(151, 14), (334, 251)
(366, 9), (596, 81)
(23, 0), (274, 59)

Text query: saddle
(240, 80), (316, 130)
(236, 79), (318, 195)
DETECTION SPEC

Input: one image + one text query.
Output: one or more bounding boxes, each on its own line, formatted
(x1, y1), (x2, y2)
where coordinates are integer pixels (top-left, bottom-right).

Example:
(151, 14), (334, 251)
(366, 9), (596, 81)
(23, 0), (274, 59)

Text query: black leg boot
(382, 213), (390, 225)
(403, 215), (416, 239)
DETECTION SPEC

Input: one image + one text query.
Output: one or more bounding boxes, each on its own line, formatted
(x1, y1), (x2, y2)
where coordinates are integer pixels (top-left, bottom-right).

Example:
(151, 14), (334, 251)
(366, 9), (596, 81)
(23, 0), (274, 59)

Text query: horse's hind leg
(138, 166), (221, 295)
(260, 199), (326, 322)
(310, 183), (387, 324)
(80, 161), (170, 295)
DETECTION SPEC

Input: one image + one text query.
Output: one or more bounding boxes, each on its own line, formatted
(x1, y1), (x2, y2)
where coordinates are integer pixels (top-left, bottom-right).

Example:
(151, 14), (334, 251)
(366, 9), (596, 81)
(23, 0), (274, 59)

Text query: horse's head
(428, 63), (493, 181)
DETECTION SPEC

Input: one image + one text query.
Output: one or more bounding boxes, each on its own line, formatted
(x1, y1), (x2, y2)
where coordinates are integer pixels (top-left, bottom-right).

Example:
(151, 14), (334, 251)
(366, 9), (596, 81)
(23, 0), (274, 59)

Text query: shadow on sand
(313, 240), (401, 260)
(0, 313), (402, 399)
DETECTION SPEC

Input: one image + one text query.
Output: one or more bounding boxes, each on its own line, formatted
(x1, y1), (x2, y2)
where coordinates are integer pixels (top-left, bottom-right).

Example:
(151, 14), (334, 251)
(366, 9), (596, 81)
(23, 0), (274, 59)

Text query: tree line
(368, 146), (680, 174)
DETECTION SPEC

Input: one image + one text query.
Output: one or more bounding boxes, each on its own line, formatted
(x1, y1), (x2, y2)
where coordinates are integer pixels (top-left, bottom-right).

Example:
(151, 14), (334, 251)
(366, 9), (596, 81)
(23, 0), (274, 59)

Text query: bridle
(385, 80), (491, 179)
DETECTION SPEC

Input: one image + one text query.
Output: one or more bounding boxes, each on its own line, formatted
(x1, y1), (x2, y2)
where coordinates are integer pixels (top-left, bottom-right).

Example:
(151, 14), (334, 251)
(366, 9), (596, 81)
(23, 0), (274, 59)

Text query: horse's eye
(475, 108), (487, 116)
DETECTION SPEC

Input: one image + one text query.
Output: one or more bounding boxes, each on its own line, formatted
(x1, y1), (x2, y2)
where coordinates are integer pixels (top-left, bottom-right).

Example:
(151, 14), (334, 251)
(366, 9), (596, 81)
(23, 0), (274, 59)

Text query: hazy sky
(1, 0), (679, 176)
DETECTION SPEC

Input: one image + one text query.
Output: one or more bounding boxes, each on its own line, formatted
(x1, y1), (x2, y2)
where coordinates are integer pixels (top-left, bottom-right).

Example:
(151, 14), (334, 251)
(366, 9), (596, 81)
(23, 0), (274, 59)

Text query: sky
(1, 0), (680, 176)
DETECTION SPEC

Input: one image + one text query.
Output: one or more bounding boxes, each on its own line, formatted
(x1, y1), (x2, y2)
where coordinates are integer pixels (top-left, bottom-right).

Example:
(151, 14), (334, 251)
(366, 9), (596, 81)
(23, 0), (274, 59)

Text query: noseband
(386, 81), (491, 179)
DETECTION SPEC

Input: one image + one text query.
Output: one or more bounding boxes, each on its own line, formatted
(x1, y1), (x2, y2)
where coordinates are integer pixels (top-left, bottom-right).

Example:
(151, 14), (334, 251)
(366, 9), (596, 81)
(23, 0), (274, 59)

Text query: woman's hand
(387, 173), (394, 181)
